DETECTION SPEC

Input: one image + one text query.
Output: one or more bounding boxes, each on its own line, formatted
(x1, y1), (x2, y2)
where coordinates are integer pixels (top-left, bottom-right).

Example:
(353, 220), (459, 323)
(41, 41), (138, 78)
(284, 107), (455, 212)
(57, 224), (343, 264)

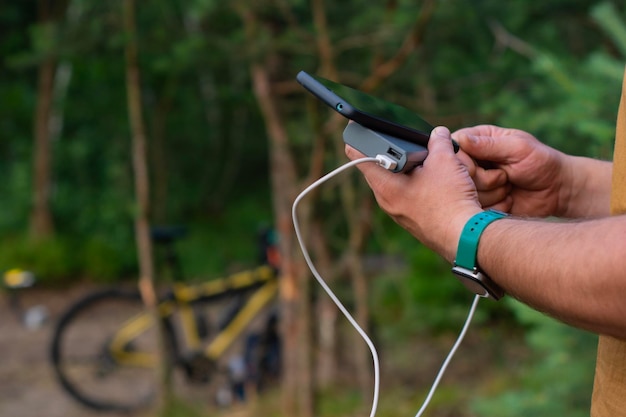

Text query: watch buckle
(451, 265), (504, 300)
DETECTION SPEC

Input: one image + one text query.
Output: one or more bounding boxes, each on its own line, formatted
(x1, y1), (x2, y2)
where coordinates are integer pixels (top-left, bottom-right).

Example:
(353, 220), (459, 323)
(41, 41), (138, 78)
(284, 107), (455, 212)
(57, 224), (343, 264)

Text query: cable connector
(375, 154), (398, 171)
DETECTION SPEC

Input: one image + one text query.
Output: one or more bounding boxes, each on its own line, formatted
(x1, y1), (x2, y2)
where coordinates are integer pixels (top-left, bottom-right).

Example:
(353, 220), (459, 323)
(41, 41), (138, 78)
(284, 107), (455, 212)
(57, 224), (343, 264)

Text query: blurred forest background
(1, 1), (626, 416)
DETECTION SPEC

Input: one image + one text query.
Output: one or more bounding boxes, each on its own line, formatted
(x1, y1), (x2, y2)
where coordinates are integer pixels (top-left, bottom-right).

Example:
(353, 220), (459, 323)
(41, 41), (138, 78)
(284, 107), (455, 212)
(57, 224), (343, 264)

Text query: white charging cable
(413, 293), (480, 417)
(292, 156), (480, 417)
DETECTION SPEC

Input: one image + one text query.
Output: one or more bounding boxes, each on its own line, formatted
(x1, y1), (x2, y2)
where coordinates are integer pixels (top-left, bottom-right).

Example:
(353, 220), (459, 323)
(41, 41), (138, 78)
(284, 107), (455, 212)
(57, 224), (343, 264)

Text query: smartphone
(297, 70), (446, 149)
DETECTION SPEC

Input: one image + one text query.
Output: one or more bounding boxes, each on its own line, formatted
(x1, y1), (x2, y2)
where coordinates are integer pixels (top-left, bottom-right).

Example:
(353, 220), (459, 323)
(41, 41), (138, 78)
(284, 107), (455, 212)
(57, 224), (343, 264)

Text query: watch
(451, 210), (508, 300)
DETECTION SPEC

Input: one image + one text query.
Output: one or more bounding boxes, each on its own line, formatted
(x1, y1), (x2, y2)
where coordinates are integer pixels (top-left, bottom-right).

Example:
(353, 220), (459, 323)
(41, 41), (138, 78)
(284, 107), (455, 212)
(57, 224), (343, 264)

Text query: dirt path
(0, 284), (261, 417)
(0, 284), (526, 417)
(0, 285), (132, 417)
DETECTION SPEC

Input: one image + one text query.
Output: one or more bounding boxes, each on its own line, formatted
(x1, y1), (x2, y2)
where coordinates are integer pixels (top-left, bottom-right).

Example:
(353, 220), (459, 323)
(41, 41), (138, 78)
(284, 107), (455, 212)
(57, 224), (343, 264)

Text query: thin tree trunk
(311, 0), (375, 398)
(122, 0), (170, 411)
(310, 220), (339, 386)
(249, 61), (314, 417)
(30, 56), (56, 239)
(30, 0), (73, 239)
(234, 7), (311, 417)
(150, 82), (173, 224)
(30, 0), (61, 239)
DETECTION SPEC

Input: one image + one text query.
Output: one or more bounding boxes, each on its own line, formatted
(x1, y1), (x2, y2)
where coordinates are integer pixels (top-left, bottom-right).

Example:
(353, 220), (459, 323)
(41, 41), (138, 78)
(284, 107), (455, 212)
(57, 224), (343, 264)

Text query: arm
(479, 215), (626, 339)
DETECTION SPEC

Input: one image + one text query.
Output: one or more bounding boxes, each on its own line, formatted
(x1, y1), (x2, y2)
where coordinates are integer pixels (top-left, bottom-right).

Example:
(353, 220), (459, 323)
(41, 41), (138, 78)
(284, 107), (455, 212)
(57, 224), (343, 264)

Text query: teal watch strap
(451, 210), (508, 299)
(455, 210), (508, 270)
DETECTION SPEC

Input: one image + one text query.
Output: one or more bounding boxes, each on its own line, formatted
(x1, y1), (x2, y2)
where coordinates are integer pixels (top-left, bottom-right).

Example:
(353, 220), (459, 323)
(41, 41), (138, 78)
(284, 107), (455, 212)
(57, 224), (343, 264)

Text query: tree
(29, 0), (70, 239)
(122, 0), (171, 411)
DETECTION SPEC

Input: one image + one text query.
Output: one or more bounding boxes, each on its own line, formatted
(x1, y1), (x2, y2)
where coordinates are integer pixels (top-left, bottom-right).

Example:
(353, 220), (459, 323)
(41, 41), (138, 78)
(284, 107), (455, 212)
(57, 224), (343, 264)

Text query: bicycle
(50, 227), (281, 412)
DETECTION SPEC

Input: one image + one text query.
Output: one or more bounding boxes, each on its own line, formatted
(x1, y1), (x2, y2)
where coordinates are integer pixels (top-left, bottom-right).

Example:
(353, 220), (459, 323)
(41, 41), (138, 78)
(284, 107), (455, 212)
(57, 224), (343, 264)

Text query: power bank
(343, 122), (428, 173)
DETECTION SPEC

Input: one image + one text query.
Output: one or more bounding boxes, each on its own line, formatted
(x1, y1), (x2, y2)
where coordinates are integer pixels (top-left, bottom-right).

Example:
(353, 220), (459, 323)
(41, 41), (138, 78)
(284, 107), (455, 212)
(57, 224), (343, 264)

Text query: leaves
(592, 1), (626, 57)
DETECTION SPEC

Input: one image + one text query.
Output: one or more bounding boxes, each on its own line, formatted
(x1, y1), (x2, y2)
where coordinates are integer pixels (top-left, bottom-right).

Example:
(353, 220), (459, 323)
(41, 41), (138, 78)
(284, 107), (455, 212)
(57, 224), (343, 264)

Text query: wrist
(451, 209), (509, 299)
(443, 207), (484, 263)
(557, 153), (581, 217)
(558, 156), (612, 218)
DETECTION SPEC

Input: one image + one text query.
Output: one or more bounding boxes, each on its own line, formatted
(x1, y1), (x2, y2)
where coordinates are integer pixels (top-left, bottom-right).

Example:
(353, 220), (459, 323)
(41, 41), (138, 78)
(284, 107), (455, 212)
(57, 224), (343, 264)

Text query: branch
(360, 0), (437, 92)
(487, 19), (536, 58)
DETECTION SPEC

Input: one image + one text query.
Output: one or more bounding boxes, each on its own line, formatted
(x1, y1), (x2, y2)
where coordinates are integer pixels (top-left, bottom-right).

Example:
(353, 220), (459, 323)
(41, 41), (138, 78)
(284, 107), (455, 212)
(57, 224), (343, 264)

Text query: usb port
(387, 147), (402, 160)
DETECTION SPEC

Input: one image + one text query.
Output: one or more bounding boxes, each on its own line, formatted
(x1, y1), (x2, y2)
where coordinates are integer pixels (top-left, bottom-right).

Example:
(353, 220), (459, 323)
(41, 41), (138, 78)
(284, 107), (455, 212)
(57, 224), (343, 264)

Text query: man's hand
(346, 126), (488, 262)
(454, 125), (569, 218)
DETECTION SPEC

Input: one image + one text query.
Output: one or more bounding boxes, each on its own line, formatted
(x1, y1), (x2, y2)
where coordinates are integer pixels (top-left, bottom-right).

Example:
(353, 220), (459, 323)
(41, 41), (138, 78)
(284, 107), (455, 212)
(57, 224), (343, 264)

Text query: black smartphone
(297, 70), (443, 149)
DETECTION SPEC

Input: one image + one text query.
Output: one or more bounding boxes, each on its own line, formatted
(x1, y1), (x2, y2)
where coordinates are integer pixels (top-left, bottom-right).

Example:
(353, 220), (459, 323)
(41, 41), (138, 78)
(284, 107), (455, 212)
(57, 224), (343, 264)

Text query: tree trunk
(249, 61), (314, 417)
(310, 220), (339, 386)
(30, 0), (66, 239)
(150, 83), (173, 224)
(30, 55), (56, 239)
(122, 0), (170, 411)
(310, 0), (375, 399)
(29, 0), (76, 239)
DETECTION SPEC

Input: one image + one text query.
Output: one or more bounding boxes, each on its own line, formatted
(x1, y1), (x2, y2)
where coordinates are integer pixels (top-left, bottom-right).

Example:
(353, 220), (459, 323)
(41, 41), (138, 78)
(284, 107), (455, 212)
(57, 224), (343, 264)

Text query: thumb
(428, 126), (455, 154)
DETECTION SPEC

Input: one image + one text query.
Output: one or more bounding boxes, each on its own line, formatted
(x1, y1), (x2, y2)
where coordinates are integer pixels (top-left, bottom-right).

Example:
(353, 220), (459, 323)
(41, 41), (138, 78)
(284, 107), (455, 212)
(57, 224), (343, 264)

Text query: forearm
(478, 215), (626, 339)
(560, 156), (612, 218)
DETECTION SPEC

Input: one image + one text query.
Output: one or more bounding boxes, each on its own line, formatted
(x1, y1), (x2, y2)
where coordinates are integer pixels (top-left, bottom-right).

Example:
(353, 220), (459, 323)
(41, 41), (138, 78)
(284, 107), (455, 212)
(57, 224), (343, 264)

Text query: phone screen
(296, 71), (433, 146)
(297, 71), (458, 152)
(310, 74), (434, 135)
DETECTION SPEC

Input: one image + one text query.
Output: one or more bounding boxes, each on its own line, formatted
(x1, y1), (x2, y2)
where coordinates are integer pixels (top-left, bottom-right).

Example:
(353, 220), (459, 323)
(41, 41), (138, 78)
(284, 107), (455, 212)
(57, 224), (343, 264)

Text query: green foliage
(369, 219), (510, 340)
(593, 2), (626, 57)
(80, 236), (135, 283)
(0, 234), (135, 285)
(0, 1), (273, 284)
(172, 191), (274, 280)
(1, 0), (619, 273)
(471, 299), (597, 417)
(317, 387), (363, 417)
(158, 396), (208, 417)
(0, 235), (77, 284)
(401, 244), (477, 332)
(484, 2), (626, 159)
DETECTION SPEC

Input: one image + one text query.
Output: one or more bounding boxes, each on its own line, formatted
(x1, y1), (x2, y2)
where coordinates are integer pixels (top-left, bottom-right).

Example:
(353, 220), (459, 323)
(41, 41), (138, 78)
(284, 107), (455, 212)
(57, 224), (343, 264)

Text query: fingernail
(467, 134), (478, 144)
(432, 126), (450, 138)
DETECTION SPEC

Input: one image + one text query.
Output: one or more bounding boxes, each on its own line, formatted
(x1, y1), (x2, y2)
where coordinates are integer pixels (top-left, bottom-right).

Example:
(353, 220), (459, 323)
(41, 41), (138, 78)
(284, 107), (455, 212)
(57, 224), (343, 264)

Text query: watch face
(451, 266), (504, 300)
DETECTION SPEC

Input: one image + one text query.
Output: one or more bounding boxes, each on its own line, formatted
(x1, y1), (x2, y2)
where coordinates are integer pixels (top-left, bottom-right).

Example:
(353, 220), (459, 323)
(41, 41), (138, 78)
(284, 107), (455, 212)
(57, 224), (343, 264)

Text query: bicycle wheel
(244, 311), (281, 391)
(50, 289), (176, 412)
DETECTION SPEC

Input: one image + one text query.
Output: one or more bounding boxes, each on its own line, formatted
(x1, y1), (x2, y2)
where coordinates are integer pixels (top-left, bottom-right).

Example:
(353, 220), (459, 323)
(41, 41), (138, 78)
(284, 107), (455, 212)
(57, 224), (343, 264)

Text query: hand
(345, 126), (487, 262)
(453, 125), (568, 218)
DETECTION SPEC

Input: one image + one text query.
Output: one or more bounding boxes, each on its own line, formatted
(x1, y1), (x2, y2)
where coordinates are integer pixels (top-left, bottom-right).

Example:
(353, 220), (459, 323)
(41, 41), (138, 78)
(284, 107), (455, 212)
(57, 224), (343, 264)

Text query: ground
(0, 283), (275, 417)
(0, 284), (118, 417)
(0, 283), (529, 417)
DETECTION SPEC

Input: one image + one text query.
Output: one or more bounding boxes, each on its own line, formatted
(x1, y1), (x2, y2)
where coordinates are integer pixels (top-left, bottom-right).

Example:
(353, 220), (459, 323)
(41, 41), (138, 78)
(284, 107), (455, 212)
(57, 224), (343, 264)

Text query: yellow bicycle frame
(108, 265), (277, 368)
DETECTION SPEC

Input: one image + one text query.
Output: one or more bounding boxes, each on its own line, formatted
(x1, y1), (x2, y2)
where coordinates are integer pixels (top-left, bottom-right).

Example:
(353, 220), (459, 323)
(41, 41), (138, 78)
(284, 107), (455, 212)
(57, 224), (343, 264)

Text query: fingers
(483, 195), (513, 213)
(462, 150), (510, 209)
(344, 143), (364, 161)
(477, 183), (511, 208)
(456, 150), (477, 177)
(473, 165), (507, 190)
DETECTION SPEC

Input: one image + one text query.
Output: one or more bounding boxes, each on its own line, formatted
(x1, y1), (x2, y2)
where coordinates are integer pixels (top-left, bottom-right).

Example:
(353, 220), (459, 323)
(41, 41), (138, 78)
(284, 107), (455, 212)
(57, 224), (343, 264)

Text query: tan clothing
(590, 67), (626, 416)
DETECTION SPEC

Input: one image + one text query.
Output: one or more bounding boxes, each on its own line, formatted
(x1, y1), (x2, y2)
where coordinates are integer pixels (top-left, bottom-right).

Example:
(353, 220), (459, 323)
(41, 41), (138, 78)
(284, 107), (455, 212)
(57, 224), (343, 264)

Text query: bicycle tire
(50, 288), (177, 412)
(244, 311), (281, 391)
